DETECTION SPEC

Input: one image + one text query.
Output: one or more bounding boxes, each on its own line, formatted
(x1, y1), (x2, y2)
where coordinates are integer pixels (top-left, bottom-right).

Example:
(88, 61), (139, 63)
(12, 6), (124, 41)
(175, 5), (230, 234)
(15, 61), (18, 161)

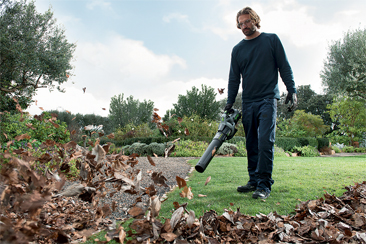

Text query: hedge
(275, 137), (329, 152)
(100, 135), (329, 153)
(100, 136), (213, 147)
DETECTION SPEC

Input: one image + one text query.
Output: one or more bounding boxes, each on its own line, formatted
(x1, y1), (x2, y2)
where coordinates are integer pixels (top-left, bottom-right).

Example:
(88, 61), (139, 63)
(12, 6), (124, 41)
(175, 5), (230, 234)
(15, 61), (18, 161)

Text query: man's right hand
(224, 104), (234, 113)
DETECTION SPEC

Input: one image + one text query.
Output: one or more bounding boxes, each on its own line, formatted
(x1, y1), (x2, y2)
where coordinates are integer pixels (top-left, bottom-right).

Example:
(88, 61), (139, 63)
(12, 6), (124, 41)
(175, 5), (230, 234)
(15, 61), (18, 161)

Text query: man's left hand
(285, 93), (298, 112)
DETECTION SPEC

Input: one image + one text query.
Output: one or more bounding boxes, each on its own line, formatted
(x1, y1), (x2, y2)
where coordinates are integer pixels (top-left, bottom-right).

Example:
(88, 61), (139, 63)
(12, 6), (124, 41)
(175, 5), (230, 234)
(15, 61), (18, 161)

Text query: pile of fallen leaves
(127, 181), (366, 243)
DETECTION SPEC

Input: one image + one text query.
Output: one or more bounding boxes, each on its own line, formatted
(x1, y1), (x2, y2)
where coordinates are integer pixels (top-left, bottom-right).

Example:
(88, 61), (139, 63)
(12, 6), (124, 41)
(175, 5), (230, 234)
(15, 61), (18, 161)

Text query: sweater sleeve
(273, 35), (297, 94)
(227, 48), (241, 105)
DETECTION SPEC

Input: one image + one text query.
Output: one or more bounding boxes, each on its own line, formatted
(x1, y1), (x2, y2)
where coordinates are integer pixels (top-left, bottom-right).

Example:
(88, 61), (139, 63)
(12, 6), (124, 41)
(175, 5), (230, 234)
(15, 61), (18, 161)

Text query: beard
(242, 25), (256, 37)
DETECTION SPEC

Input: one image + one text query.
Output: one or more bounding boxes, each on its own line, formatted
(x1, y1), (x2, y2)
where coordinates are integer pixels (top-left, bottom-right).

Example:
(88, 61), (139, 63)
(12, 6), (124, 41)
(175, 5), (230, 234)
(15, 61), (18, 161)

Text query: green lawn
(158, 155), (366, 219)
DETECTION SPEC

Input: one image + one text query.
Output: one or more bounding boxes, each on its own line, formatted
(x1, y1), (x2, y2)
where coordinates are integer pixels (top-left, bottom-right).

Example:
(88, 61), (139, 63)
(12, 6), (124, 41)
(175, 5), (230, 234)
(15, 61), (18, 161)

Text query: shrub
(227, 136), (246, 145)
(292, 146), (320, 157)
(317, 138), (330, 150)
(275, 137), (300, 151)
(147, 142), (165, 156)
(114, 122), (154, 141)
(355, 147), (366, 153)
(342, 146), (355, 153)
(121, 145), (130, 155)
(216, 143), (236, 155)
(332, 146), (341, 153)
(274, 145), (287, 157)
(128, 142), (148, 156)
(1, 112), (70, 149)
(234, 141), (247, 157)
(173, 140), (208, 157)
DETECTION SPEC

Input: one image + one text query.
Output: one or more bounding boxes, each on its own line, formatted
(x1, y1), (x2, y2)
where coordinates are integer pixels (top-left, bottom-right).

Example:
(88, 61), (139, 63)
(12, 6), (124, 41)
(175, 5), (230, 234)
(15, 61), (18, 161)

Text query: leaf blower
(195, 109), (242, 173)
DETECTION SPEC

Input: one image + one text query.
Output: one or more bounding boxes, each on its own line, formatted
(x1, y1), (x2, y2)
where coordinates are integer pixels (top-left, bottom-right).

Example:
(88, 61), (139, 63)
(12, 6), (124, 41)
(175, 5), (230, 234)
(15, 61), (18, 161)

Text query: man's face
(238, 14), (256, 37)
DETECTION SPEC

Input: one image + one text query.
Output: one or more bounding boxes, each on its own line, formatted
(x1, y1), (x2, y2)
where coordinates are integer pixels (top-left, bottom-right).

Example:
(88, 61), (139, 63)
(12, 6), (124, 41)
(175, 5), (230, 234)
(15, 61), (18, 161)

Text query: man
(225, 7), (297, 199)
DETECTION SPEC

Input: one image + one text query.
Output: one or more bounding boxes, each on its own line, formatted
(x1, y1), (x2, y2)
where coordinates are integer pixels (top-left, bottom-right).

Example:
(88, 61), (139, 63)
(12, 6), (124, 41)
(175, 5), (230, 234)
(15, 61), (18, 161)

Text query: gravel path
(63, 157), (198, 220)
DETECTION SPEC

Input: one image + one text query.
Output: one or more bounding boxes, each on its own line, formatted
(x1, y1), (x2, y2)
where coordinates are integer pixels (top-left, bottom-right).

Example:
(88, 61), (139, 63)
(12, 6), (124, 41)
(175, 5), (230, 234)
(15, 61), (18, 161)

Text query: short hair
(236, 7), (261, 29)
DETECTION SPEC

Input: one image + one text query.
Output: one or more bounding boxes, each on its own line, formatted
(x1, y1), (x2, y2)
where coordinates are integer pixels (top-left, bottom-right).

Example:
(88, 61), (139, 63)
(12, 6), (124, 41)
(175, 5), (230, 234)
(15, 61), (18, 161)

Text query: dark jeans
(242, 98), (277, 193)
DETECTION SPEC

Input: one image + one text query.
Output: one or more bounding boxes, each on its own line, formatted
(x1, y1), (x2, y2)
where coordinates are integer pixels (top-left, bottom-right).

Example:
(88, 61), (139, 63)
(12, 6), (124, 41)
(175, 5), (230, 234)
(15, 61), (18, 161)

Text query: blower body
(195, 109), (242, 173)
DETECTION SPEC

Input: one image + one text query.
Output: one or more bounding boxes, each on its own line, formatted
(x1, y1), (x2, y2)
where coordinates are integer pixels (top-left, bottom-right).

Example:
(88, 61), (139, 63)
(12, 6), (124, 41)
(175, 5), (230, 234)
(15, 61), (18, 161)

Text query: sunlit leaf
(205, 176), (211, 186)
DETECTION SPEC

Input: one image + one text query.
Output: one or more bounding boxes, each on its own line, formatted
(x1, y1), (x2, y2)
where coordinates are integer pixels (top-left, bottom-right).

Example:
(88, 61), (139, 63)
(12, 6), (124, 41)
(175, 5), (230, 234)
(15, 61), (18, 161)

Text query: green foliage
(355, 147), (366, 153)
(332, 145), (341, 153)
(234, 141), (247, 157)
(277, 86), (333, 126)
(0, 0), (76, 111)
(327, 97), (366, 145)
(170, 84), (221, 120)
(173, 140), (208, 157)
(342, 146), (355, 153)
(163, 114), (219, 138)
(218, 92), (243, 113)
(146, 142), (165, 156)
(291, 145), (320, 157)
(277, 110), (328, 138)
(321, 28), (366, 100)
(275, 137), (301, 151)
(274, 145), (287, 157)
(121, 145), (130, 155)
(297, 137), (318, 148)
(114, 122), (154, 141)
(0, 112), (70, 147)
(216, 142), (236, 155)
(317, 138), (330, 150)
(227, 136), (246, 145)
(108, 93), (154, 130)
(128, 142), (148, 156)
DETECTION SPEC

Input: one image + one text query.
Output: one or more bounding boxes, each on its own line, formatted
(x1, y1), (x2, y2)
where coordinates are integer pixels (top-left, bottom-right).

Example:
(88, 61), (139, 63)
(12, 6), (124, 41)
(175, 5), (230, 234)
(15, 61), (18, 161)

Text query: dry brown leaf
(151, 196), (161, 218)
(176, 176), (187, 189)
(161, 233), (177, 242)
(177, 117), (183, 124)
(173, 201), (180, 209)
(205, 176), (211, 186)
(212, 146), (217, 156)
(118, 226), (126, 243)
(14, 133), (31, 141)
(107, 133), (114, 139)
(180, 186), (194, 200)
(128, 206), (144, 218)
(184, 128), (190, 135)
(187, 210), (195, 228)
(147, 155), (155, 166)
(170, 206), (184, 230)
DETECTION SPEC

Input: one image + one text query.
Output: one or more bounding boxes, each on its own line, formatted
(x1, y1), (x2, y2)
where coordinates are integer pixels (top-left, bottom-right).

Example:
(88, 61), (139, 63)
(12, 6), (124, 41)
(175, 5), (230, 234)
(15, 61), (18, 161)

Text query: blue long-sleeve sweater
(227, 33), (296, 105)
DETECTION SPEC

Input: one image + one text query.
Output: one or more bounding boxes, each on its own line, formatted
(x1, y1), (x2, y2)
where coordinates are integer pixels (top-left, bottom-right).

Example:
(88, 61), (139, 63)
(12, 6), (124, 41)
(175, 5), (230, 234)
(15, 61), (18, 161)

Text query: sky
(25, 0), (366, 118)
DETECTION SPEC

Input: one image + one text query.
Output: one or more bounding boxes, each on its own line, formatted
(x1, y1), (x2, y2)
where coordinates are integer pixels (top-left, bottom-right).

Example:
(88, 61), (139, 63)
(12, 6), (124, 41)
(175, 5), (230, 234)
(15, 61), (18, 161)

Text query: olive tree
(0, 0), (76, 111)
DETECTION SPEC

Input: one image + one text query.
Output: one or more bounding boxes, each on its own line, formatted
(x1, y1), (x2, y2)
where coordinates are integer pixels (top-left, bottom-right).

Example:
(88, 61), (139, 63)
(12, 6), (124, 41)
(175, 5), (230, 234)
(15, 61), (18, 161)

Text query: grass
(158, 155), (366, 219)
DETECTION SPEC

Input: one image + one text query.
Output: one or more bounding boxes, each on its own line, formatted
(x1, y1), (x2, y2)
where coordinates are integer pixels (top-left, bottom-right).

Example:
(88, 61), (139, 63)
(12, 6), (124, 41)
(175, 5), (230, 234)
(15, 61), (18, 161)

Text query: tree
(327, 97), (366, 145)
(277, 85), (333, 126)
(171, 84), (221, 120)
(0, 0), (76, 111)
(321, 28), (366, 101)
(108, 93), (154, 129)
(218, 92), (242, 112)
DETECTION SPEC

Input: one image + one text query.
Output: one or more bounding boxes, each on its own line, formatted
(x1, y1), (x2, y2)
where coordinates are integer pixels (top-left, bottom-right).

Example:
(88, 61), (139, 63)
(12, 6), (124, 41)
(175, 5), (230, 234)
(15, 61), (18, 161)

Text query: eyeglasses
(238, 19), (252, 28)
